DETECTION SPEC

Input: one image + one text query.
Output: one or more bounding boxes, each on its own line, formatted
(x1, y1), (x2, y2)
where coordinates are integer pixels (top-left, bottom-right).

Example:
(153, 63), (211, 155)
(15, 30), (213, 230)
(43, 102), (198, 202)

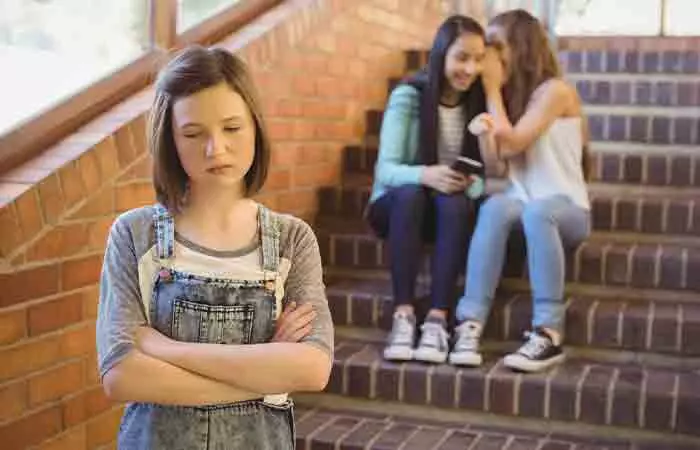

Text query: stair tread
(293, 405), (700, 450)
(327, 338), (700, 436)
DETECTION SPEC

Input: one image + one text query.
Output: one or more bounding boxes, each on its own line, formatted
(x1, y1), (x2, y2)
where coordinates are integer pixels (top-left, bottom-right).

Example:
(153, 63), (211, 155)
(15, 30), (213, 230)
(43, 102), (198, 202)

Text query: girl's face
(443, 32), (486, 93)
(486, 25), (512, 78)
(171, 82), (256, 190)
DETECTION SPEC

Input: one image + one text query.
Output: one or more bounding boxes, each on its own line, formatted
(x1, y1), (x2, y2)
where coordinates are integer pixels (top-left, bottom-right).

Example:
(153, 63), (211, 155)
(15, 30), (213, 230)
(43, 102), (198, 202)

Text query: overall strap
(153, 204), (175, 260)
(258, 205), (280, 273)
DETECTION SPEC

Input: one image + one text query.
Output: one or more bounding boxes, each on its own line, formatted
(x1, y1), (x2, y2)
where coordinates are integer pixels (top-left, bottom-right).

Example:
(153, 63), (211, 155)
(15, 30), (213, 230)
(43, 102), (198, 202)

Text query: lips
(207, 164), (234, 174)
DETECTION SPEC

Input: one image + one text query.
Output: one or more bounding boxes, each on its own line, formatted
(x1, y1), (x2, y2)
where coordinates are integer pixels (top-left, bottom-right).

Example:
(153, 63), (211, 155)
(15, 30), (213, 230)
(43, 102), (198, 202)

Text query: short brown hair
(149, 45), (270, 212)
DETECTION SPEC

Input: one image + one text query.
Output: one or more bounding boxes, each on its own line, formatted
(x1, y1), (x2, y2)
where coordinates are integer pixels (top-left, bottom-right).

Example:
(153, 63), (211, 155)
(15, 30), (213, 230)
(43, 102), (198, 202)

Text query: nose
(464, 60), (478, 76)
(205, 131), (227, 158)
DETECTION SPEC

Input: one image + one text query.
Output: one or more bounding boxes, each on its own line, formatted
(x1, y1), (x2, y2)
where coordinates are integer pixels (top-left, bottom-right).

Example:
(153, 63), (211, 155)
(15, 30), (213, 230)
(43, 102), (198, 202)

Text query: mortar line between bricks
(544, 364), (561, 420)
(428, 429), (454, 450)
(661, 198), (670, 234)
(346, 294), (353, 326)
(574, 365), (592, 421)
(645, 302), (656, 350)
(616, 302), (626, 347)
(653, 245), (663, 288)
(398, 362), (406, 403)
(395, 425), (422, 450)
(638, 368), (648, 429)
(512, 373), (523, 416)
(686, 200), (695, 234)
(364, 421), (393, 450)
(635, 198), (644, 231)
(484, 360), (502, 413)
(501, 435), (516, 450)
(606, 367), (620, 425)
(601, 243), (612, 285)
(454, 368), (463, 409)
(334, 418), (367, 450)
(681, 248), (688, 289)
(425, 364), (435, 405)
(369, 357), (379, 400)
(676, 303), (684, 354)
(306, 416), (339, 450)
(466, 432), (483, 450)
(670, 373), (680, 431)
(625, 244), (636, 286)
(587, 300), (599, 345)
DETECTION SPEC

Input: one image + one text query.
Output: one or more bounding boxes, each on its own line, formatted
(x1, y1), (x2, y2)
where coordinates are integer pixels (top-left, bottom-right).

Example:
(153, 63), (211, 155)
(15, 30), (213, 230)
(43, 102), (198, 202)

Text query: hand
(136, 326), (174, 358)
(482, 47), (505, 92)
(421, 165), (469, 194)
(272, 301), (316, 343)
(468, 113), (495, 136)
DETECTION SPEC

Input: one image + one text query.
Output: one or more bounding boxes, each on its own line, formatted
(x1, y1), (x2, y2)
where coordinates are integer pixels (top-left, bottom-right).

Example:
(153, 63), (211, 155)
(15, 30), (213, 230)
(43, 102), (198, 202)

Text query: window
(0, 0), (279, 174)
(0, 0), (150, 136)
(178, 0), (244, 32)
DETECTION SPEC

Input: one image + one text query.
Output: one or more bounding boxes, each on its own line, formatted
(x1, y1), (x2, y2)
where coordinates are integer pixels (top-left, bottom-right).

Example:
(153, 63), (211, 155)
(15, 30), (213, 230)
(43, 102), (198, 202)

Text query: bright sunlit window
(178, 0), (244, 32)
(0, 0), (150, 136)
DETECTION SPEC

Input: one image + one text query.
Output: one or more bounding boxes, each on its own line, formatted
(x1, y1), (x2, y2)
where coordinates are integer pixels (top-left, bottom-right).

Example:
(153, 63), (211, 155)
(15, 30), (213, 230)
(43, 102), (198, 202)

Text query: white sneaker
(383, 311), (416, 361)
(503, 328), (565, 373)
(413, 319), (449, 364)
(448, 321), (483, 367)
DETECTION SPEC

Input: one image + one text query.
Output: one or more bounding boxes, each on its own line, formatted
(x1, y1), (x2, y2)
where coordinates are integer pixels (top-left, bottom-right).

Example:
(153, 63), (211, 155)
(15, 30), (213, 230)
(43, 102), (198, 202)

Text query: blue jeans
(367, 185), (475, 311)
(456, 194), (590, 333)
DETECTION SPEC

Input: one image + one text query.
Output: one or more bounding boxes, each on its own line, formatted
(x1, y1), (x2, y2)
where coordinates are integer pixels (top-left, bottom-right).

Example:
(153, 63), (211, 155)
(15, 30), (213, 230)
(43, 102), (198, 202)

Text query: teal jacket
(369, 84), (485, 204)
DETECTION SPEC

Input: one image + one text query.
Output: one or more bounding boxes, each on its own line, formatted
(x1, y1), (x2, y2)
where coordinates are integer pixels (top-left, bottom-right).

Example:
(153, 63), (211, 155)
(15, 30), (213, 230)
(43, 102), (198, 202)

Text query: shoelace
(420, 323), (448, 346)
(517, 331), (549, 358)
(454, 325), (479, 352)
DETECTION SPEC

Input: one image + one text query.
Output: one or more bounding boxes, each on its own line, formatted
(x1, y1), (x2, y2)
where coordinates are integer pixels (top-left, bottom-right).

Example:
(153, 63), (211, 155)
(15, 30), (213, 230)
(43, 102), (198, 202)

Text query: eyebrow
(180, 116), (243, 129)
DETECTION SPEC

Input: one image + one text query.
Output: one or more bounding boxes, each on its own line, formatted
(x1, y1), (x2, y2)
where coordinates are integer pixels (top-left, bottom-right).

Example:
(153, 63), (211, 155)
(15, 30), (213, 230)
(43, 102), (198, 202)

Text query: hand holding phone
(450, 156), (483, 177)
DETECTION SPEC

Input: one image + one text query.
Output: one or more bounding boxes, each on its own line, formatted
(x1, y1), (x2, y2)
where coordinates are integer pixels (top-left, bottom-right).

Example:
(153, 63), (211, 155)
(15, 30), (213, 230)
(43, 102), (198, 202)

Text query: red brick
(36, 425), (87, 450)
(85, 352), (100, 385)
(86, 218), (115, 251)
(0, 405), (62, 450)
(77, 152), (103, 193)
(267, 120), (294, 140)
(0, 380), (28, 422)
(60, 322), (96, 359)
(115, 182), (155, 212)
(292, 76), (316, 96)
(262, 169), (291, 192)
(270, 143), (300, 167)
(62, 254), (103, 291)
(63, 388), (113, 429)
(37, 174), (67, 225)
(15, 188), (45, 240)
(82, 286), (100, 320)
(29, 360), (85, 406)
(292, 121), (317, 140)
(71, 188), (116, 219)
(113, 126), (137, 168)
(0, 307), (27, 344)
(28, 292), (85, 336)
(26, 224), (89, 262)
(0, 263), (60, 308)
(0, 335), (63, 382)
(0, 203), (24, 257)
(294, 164), (339, 188)
(94, 137), (121, 181)
(57, 161), (88, 211)
(117, 155), (152, 183)
(86, 408), (123, 449)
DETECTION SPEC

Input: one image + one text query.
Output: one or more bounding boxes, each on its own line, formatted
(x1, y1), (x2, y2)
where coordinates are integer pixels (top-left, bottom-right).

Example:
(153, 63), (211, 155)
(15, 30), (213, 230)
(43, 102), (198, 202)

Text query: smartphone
(450, 156), (483, 177)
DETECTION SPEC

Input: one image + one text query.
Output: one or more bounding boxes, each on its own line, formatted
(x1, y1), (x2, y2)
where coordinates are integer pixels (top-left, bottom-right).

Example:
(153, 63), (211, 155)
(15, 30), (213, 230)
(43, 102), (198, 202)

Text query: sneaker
(448, 321), (483, 367)
(413, 317), (449, 364)
(503, 328), (565, 373)
(383, 311), (416, 361)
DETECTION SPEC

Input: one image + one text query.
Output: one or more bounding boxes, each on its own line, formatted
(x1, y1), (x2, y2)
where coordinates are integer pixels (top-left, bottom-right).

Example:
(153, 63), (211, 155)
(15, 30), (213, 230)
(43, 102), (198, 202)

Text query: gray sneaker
(413, 317), (449, 364)
(383, 311), (416, 361)
(448, 321), (483, 367)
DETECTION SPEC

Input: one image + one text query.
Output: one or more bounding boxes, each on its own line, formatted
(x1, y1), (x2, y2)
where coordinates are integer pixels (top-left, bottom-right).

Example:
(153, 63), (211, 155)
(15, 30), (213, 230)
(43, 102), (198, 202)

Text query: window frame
(0, 0), (282, 174)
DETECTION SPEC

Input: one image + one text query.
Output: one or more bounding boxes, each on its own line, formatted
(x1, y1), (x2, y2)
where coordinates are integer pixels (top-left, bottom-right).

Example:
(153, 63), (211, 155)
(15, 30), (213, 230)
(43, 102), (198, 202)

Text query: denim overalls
(117, 205), (295, 450)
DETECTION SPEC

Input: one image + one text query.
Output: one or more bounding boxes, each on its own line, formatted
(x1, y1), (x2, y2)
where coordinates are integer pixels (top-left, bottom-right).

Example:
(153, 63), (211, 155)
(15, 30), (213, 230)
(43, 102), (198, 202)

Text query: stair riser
(328, 292), (700, 357)
(319, 187), (700, 237)
(576, 80), (700, 108)
(407, 50), (700, 75)
(317, 231), (700, 293)
(328, 343), (700, 436)
(344, 146), (700, 188)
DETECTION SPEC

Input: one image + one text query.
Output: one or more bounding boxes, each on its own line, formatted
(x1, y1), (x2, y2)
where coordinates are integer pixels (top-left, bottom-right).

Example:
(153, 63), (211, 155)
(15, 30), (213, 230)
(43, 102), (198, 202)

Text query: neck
(440, 86), (461, 106)
(182, 181), (252, 228)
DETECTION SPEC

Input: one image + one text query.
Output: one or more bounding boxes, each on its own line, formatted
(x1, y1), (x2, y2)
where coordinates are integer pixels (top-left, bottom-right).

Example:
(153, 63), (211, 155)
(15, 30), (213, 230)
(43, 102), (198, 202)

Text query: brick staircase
(294, 48), (700, 449)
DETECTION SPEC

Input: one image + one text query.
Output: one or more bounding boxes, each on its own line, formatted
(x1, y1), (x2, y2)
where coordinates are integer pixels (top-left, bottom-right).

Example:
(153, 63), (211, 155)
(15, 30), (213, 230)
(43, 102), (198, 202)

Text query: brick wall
(0, 0), (444, 448)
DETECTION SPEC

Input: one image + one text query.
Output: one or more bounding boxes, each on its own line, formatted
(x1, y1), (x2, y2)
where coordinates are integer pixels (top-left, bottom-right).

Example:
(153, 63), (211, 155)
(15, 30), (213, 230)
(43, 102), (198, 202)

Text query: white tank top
(507, 117), (590, 210)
